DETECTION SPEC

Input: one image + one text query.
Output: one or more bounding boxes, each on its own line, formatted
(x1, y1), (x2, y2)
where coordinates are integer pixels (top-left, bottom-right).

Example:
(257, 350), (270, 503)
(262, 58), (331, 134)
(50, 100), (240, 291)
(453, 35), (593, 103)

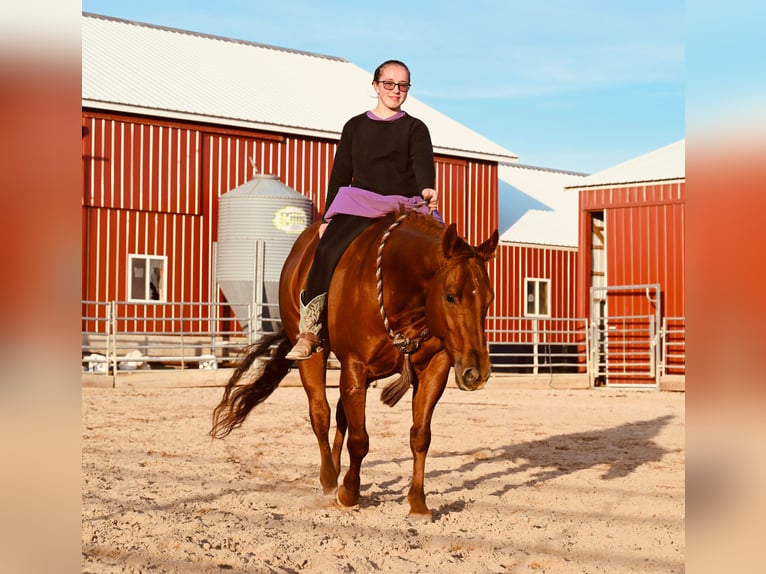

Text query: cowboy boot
(285, 291), (327, 360)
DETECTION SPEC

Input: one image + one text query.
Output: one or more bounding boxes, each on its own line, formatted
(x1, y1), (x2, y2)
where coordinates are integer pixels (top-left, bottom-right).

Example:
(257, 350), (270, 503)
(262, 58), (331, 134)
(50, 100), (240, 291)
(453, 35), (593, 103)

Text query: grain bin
(216, 173), (313, 332)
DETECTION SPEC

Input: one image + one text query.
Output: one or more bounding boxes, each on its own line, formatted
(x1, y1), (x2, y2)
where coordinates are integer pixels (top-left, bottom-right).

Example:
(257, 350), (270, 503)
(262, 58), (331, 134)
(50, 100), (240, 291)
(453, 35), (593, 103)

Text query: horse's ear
(442, 223), (463, 259)
(477, 229), (499, 261)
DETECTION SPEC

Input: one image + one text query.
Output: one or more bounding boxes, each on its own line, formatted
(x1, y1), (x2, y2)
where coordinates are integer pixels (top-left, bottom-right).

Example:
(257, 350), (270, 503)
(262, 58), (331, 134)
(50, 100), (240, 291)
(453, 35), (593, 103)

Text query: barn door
(587, 211), (660, 388)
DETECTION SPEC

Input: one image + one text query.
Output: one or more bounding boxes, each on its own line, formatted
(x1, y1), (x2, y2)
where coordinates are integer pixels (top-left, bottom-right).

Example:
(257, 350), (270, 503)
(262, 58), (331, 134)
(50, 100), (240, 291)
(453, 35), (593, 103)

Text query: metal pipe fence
(82, 300), (265, 373)
(82, 301), (685, 382)
(486, 317), (589, 375)
(661, 316), (686, 376)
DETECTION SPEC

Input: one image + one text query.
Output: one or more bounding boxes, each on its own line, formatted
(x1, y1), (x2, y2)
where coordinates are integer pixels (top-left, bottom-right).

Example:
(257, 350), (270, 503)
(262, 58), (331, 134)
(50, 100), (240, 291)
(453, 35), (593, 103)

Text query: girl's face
(373, 64), (411, 112)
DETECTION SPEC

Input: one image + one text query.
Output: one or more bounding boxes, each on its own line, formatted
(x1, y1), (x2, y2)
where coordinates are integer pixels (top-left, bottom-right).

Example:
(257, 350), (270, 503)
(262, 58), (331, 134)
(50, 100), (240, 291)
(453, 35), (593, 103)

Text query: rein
(375, 203), (431, 355)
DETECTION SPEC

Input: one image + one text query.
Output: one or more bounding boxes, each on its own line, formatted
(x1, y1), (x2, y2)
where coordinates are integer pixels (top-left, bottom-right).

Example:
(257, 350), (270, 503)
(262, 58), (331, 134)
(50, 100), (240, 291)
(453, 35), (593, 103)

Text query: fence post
(252, 239), (265, 340)
(211, 301), (217, 364)
(588, 318), (597, 388)
(649, 314), (657, 383)
(584, 317), (590, 381)
(532, 318), (539, 375)
(211, 242), (218, 364)
(660, 317), (667, 377)
(109, 301), (117, 387)
(180, 301), (185, 370)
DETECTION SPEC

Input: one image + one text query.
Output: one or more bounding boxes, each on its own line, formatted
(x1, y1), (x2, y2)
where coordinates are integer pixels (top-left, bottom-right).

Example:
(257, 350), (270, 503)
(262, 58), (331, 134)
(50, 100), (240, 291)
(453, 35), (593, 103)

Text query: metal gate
(589, 284), (661, 388)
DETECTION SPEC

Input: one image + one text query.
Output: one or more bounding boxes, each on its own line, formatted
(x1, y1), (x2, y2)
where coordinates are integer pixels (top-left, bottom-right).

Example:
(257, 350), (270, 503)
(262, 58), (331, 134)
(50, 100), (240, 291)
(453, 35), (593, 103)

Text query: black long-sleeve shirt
(323, 112), (436, 219)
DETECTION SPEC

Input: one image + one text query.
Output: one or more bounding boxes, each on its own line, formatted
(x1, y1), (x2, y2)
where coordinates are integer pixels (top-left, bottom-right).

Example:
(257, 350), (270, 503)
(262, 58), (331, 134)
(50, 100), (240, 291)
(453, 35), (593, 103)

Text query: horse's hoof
(335, 493), (360, 511)
(336, 485), (360, 508)
(408, 510), (433, 523)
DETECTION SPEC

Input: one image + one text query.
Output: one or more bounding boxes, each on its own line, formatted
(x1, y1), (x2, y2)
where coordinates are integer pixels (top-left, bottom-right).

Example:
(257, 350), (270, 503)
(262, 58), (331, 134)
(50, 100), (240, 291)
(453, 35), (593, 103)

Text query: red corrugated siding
(489, 243), (578, 343)
(577, 181), (685, 319)
(81, 206), (202, 327)
(607, 201), (685, 318)
(433, 159), (497, 243)
(466, 161), (498, 246)
(83, 115), (203, 214)
(203, 133), (288, 239)
(435, 158), (467, 234)
(283, 136), (336, 219)
(83, 111), (509, 334)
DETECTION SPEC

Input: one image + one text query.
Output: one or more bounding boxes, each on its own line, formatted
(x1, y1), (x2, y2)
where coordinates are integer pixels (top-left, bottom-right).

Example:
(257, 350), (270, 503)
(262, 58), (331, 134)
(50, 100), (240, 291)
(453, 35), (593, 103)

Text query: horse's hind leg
(298, 354), (338, 495)
(336, 362), (369, 508)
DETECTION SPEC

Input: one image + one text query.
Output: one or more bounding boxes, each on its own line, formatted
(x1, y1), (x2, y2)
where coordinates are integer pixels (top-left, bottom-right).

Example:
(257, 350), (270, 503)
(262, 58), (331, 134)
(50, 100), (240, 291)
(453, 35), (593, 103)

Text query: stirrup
(286, 332), (321, 361)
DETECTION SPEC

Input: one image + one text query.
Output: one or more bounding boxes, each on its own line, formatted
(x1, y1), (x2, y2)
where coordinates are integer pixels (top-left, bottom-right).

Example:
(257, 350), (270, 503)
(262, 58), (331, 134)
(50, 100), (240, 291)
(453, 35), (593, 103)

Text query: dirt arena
(82, 377), (684, 573)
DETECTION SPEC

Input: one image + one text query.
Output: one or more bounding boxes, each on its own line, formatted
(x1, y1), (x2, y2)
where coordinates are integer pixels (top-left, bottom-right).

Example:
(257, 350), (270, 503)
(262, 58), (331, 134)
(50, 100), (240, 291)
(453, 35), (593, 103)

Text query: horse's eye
(445, 293), (456, 304)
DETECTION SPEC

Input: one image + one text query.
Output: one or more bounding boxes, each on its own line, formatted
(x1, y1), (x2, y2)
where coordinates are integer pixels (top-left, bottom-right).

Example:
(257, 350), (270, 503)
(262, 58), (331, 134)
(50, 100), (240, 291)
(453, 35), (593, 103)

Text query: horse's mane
(379, 208), (487, 270)
(386, 207), (447, 236)
(392, 209), (484, 263)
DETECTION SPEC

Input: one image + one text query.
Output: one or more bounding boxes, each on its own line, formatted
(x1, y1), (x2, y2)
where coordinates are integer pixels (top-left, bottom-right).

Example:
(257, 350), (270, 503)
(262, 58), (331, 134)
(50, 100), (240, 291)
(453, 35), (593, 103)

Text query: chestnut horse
(211, 209), (498, 520)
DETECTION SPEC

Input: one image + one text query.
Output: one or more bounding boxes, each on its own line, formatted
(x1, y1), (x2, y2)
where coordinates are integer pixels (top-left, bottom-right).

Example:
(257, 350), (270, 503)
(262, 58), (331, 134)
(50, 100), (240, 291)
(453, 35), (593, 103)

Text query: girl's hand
(421, 188), (439, 212)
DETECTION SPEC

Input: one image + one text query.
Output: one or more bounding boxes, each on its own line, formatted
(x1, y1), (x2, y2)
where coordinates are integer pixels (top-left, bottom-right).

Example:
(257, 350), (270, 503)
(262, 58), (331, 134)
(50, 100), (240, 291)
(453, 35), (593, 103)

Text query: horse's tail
(210, 328), (293, 439)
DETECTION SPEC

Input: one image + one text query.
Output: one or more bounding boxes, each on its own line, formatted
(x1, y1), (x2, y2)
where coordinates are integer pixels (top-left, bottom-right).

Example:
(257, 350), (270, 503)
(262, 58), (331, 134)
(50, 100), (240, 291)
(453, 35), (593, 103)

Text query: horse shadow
(364, 414), (679, 514)
(444, 414), (678, 506)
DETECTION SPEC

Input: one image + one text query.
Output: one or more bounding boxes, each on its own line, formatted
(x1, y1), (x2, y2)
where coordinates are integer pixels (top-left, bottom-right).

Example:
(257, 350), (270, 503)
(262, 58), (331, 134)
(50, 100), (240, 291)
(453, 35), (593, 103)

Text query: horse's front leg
(297, 353), (338, 496)
(336, 358), (369, 507)
(408, 351), (451, 520)
(331, 396), (347, 476)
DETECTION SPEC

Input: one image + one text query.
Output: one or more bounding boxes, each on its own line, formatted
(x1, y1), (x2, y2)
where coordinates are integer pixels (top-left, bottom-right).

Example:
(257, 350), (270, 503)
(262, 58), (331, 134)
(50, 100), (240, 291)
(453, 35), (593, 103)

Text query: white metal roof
(499, 208), (579, 249)
(82, 12), (518, 163)
(498, 163), (586, 248)
(499, 163), (586, 211)
(567, 139), (685, 189)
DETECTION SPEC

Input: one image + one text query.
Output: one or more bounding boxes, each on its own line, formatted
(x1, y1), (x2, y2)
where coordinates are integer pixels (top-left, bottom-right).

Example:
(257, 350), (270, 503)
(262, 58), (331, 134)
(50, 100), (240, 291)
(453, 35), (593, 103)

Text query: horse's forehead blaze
(471, 272), (481, 295)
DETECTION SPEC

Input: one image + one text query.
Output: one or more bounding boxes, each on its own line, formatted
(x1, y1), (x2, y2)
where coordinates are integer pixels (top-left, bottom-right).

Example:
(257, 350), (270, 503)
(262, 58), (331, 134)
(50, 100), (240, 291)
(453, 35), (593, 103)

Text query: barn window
(128, 255), (167, 302)
(524, 278), (550, 317)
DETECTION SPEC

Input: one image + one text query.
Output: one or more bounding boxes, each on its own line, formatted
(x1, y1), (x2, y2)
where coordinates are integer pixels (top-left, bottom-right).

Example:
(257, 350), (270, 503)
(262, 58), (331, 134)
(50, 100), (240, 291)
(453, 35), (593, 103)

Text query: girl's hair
(373, 59), (410, 82)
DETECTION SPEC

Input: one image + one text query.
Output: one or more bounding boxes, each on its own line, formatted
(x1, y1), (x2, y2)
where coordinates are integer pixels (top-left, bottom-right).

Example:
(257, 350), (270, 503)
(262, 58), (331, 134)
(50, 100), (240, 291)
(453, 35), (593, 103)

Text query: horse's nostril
(463, 367), (479, 387)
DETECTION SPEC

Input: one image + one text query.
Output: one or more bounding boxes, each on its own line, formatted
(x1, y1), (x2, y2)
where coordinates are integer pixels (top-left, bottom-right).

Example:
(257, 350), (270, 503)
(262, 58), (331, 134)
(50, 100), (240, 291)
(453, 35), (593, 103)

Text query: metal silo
(216, 172), (313, 333)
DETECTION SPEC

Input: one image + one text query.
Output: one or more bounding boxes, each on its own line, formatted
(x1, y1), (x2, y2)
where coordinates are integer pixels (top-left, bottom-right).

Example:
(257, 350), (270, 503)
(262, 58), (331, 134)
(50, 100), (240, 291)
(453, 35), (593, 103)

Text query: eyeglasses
(378, 80), (411, 92)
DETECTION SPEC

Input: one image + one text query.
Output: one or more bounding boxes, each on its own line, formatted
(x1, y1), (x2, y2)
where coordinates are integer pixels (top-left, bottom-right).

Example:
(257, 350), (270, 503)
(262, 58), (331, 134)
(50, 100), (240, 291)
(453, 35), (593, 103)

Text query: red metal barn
(572, 140), (686, 387)
(492, 164), (588, 375)
(81, 113), (503, 313)
(81, 13), (517, 350)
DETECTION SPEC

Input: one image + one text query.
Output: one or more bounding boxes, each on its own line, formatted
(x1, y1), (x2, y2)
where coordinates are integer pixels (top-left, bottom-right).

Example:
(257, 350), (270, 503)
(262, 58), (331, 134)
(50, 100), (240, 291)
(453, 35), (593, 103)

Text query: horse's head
(426, 224), (498, 391)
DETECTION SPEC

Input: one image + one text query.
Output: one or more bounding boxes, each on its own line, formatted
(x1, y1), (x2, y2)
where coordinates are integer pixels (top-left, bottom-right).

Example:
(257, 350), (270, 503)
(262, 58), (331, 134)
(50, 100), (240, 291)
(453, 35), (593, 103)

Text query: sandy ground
(82, 379), (685, 573)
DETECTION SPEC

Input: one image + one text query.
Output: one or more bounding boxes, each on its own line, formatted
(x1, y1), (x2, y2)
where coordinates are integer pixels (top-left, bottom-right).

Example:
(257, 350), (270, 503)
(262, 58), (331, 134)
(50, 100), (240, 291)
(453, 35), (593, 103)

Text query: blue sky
(81, 0), (684, 174)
